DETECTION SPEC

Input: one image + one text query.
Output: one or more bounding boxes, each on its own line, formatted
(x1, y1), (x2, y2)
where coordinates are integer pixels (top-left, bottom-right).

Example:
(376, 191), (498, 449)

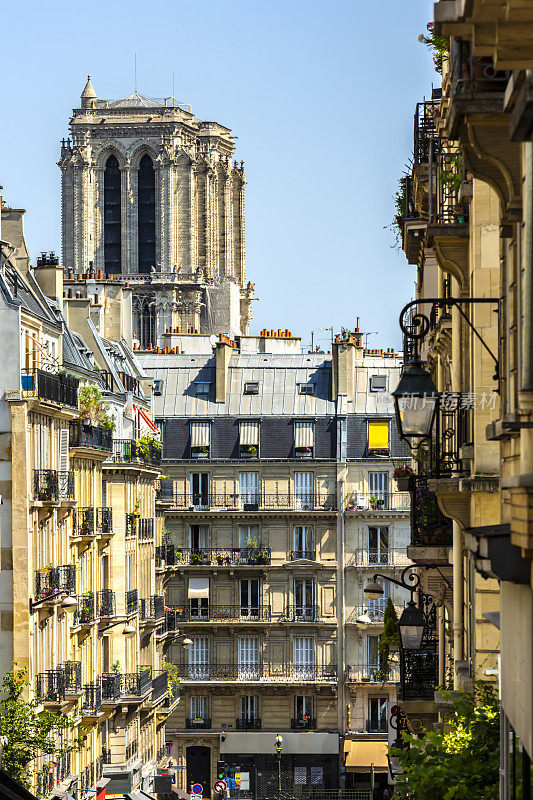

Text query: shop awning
(344, 740), (389, 773)
(188, 577), (210, 599)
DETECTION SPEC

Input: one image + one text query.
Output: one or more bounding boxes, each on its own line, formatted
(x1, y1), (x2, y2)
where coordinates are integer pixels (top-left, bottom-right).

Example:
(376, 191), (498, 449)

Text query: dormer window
(195, 383), (211, 396)
(153, 379), (164, 396)
(244, 382), (259, 395)
(370, 375), (387, 392)
(190, 421), (210, 458)
(239, 421), (260, 458)
(294, 421), (314, 458)
(298, 383), (315, 395)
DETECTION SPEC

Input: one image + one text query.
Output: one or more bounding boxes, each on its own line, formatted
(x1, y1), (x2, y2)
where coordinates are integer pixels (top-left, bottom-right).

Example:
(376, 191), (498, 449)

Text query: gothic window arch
(133, 293), (156, 349)
(138, 154), (156, 274)
(103, 155), (121, 274)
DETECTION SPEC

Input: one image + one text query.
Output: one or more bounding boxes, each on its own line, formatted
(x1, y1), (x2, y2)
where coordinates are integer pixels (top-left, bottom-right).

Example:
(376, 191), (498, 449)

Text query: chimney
(332, 335), (356, 404)
(215, 337), (233, 402)
(33, 252), (64, 310)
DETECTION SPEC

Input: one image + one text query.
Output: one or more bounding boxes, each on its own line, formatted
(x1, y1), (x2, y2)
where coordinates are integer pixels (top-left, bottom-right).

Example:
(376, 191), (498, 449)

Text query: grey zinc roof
(108, 92), (162, 108)
(136, 353), (335, 417)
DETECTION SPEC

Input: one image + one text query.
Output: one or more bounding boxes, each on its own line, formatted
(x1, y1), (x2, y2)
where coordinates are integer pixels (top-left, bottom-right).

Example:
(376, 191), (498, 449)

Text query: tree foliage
(378, 597), (400, 678)
(0, 666), (84, 788)
(390, 684), (500, 800)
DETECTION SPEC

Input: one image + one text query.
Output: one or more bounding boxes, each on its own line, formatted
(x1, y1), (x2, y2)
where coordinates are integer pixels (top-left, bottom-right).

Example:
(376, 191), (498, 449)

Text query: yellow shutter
(368, 422), (389, 451)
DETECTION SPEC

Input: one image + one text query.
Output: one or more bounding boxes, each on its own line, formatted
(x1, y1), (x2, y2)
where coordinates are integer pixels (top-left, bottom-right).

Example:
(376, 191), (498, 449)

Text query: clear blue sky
(0, 0), (436, 351)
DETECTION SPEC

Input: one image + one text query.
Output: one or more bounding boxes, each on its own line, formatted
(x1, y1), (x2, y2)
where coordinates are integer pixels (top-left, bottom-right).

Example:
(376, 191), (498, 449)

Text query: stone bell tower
(59, 76), (255, 345)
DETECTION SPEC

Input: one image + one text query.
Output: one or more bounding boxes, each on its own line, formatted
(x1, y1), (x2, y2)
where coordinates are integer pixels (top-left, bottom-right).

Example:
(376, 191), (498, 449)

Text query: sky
(0, 0), (436, 352)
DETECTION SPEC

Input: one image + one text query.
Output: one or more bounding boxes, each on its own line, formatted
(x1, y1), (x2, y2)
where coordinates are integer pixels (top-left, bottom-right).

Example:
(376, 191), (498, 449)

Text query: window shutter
(240, 421), (259, 445)
(294, 421), (314, 448)
(368, 422), (389, 451)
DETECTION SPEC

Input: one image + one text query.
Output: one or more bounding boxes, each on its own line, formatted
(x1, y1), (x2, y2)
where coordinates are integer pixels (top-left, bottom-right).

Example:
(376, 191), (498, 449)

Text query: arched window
(103, 155), (121, 274)
(138, 154), (156, 274)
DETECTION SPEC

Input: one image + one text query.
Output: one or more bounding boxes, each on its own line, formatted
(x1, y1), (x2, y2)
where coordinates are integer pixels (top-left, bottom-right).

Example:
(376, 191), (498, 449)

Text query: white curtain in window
(190, 696), (208, 719)
(293, 636), (314, 679)
(294, 421), (314, 448)
(240, 421), (259, 445)
(188, 637), (209, 679)
(190, 421), (210, 446)
(238, 637), (260, 680)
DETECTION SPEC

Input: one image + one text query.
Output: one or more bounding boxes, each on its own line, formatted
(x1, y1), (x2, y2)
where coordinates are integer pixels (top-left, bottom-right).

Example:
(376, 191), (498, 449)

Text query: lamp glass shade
(61, 595), (78, 609)
(392, 359), (439, 441)
(364, 581), (384, 600)
(356, 613), (372, 626)
(122, 624), (136, 636)
(398, 601), (425, 650)
(182, 637), (193, 648)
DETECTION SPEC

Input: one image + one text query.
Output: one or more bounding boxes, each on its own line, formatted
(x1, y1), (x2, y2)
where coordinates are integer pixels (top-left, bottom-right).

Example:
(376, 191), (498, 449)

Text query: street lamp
(275, 734), (283, 800)
(392, 359), (439, 443)
(397, 601), (426, 650)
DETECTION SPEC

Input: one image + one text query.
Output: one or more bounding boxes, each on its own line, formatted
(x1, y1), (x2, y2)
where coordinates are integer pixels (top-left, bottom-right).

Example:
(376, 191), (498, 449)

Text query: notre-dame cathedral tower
(59, 76), (254, 346)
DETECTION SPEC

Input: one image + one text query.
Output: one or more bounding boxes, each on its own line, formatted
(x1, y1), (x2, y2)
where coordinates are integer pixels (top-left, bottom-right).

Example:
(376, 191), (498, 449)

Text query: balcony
(69, 421), (113, 452)
(36, 669), (66, 704)
(346, 492), (410, 512)
(97, 589), (116, 617)
(168, 604), (272, 623)
(236, 718), (262, 730)
(138, 518), (154, 541)
(140, 595), (165, 622)
(151, 671), (169, 703)
(156, 546), (272, 567)
(101, 747), (112, 765)
(156, 478), (174, 501)
(173, 663), (337, 682)
(125, 589), (138, 615)
(186, 718), (211, 729)
(347, 664), (400, 683)
(284, 605), (320, 622)
(349, 549), (411, 568)
(101, 673), (122, 702)
(414, 98), (440, 165)
(348, 606), (387, 625)
(63, 661), (81, 694)
(121, 668), (152, 697)
(110, 438), (161, 467)
(72, 507), (96, 538)
(97, 507), (113, 534)
(290, 550), (316, 561)
(21, 368), (79, 408)
(74, 592), (97, 626)
(168, 493), (336, 512)
(35, 565), (76, 601)
(291, 717), (316, 730)
(81, 683), (102, 717)
(125, 740), (138, 762)
(33, 469), (74, 502)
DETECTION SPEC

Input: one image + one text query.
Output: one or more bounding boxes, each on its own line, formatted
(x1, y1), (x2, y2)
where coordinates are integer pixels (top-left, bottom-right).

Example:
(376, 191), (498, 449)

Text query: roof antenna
(134, 53), (137, 92)
(172, 70), (175, 102)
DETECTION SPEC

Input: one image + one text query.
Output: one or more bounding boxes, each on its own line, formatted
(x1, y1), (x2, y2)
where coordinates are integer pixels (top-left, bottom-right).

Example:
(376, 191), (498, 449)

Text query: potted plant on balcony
(78, 385), (104, 425)
(418, 22), (449, 74)
(393, 465), (413, 492)
(369, 496), (378, 510)
(216, 554), (225, 565)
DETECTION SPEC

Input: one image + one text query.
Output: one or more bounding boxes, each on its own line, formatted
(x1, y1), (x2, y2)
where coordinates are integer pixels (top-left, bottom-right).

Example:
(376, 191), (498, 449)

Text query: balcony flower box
(393, 466), (413, 491)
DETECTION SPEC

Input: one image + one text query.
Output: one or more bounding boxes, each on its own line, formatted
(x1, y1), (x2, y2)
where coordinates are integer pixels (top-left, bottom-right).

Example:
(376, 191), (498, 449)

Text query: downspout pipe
(452, 520), (463, 690)
(520, 136), (533, 477)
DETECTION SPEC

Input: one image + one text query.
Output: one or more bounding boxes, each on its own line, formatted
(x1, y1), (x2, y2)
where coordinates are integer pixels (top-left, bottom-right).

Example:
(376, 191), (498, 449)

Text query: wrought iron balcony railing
(110, 438), (161, 467)
(125, 740), (138, 762)
(101, 747), (112, 764)
(35, 565), (76, 600)
(69, 421), (113, 451)
(411, 478), (453, 547)
(81, 682), (102, 715)
(74, 592), (97, 626)
(73, 507), (96, 538)
(36, 669), (66, 703)
(291, 717), (316, 730)
(125, 589), (138, 615)
(21, 368), (79, 408)
(173, 663), (337, 681)
(346, 492), (410, 511)
(167, 604), (272, 623)
(290, 550), (316, 561)
(349, 549), (411, 568)
(428, 404), (472, 478)
(186, 718), (211, 729)
(449, 38), (508, 99)
(346, 664), (400, 683)
(97, 589), (116, 617)
(284, 605), (320, 622)
(400, 592), (438, 701)
(151, 671), (169, 703)
(138, 518), (154, 540)
(101, 673), (122, 701)
(413, 98), (440, 164)
(140, 595), (165, 621)
(168, 493), (337, 511)
(366, 719), (388, 733)
(348, 606), (388, 624)
(428, 147), (469, 226)
(33, 469), (74, 502)
(236, 717), (262, 730)
(63, 660), (81, 693)
(156, 545), (272, 567)
(97, 507), (113, 534)
(121, 668), (152, 697)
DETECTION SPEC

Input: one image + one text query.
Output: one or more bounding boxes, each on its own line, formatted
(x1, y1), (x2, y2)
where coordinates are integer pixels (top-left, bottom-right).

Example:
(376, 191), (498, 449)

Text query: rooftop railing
(21, 368), (79, 408)
(169, 492), (336, 511)
(110, 438), (161, 467)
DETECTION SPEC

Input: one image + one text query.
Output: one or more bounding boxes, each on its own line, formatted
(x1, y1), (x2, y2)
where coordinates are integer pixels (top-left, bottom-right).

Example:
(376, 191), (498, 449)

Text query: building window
(294, 421), (314, 458)
(190, 696), (209, 724)
(190, 422), (210, 459)
(367, 635), (379, 667)
(138, 154), (156, 274)
(239, 695), (258, 722)
(369, 375), (387, 392)
(188, 578), (209, 618)
(103, 155), (121, 274)
(368, 471), (389, 506)
(240, 579), (260, 617)
(238, 636), (260, 680)
(239, 472), (260, 509)
(190, 525), (209, 551)
(294, 472), (314, 509)
(293, 526), (314, 560)
(368, 697), (387, 732)
(298, 383), (315, 395)
(190, 473), (209, 508)
(195, 382), (211, 396)
(367, 421), (390, 454)
(238, 525), (259, 549)
(239, 420), (260, 458)
(368, 526), (390, 564)
(244, 381), (259, 395)
(293, 636), (314, 679)
(294, 578), (315, 619)
(188, 636), (209, 680)
(294, 695), (313, 722)
(153, 379), (164, 396)
(367, 579), (390, 619)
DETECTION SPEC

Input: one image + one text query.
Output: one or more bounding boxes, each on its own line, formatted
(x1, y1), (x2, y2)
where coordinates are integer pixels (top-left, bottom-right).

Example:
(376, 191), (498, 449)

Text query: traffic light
(217, 760), (225, 780)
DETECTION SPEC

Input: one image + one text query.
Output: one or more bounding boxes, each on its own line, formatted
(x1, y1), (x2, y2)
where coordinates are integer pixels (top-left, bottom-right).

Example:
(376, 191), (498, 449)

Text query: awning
(344, 740), (389, 773)
(220, 731), (338, 754)
(188, 577), (210, 599)
(240, 420), (259, 445)
(368, 422), (389, 451)
(294, 421), (314, 448)
(138, 407), (159, 434)
(190, 421), (210, 446)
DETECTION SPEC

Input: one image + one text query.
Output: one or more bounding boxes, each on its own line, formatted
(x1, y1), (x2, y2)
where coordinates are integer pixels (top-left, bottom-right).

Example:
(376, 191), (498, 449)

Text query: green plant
(161, 527), (172, 546)
(111, 660), (121, 674)
(377, 598), (399, 679)
(390, 684), (500, 800)
(133, 496), (141, 514)
(418, 22), (450, 74)
(216, 554), (224, 564)
(175, 548), (183, 562)
(100, 412), (116, 433)
(0, 665), (85, 788)
(78, 385), (103, 425)
(163, 660), (180, 700)
(393, 465), (413, 479)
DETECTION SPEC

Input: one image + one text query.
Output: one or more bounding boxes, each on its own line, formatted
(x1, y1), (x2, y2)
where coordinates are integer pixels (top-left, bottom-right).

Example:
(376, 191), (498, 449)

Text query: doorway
(186, 746), (211, 797)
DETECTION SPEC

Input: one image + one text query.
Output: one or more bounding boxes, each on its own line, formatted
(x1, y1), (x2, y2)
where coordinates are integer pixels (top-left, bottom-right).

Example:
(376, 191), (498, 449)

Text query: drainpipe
(520, 137), (533, 474)
(452, 520), (463, 690)
(339, 476), (346, 737)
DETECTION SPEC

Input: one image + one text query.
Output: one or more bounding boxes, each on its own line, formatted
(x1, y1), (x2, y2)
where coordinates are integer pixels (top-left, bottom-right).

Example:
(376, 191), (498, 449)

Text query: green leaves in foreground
(390, 683), (500, 800)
